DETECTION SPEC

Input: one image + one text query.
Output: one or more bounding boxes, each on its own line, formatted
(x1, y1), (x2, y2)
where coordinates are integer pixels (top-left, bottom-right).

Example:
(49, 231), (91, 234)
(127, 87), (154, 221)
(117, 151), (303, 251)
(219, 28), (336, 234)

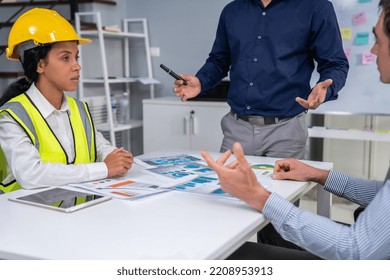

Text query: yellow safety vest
(0, 93), (96, 194)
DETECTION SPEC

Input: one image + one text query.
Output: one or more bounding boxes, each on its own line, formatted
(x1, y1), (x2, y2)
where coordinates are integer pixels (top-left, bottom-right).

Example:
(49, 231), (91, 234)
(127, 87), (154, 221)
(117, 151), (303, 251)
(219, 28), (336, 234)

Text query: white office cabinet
(143, 98), (229, 153)
(75, 12), (159, 148)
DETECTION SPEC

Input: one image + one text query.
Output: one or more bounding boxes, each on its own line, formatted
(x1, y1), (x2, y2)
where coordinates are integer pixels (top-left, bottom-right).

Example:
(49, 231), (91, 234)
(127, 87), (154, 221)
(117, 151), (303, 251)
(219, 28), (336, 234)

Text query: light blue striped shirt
(262, 170), (389, 259)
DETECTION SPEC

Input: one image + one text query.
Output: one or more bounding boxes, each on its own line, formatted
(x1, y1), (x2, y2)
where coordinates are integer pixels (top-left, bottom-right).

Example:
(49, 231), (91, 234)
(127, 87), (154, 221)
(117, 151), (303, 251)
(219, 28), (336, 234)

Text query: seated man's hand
(201, 142), (270, 212)
(273, 158), (329, 185)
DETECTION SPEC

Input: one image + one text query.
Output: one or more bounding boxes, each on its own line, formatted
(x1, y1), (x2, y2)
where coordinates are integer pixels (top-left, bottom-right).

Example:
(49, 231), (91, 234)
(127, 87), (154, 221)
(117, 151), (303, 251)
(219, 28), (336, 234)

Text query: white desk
(0, 151), (332, 260)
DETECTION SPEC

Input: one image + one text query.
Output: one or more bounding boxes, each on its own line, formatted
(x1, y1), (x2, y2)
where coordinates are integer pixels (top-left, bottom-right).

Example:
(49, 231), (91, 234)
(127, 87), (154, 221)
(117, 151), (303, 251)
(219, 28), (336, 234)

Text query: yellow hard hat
(6, 8), (91, 60)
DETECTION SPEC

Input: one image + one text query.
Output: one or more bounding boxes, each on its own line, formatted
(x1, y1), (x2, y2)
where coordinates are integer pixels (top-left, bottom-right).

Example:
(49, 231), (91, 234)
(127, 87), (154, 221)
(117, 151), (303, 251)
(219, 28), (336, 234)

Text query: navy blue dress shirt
(196, 0), (349, 118)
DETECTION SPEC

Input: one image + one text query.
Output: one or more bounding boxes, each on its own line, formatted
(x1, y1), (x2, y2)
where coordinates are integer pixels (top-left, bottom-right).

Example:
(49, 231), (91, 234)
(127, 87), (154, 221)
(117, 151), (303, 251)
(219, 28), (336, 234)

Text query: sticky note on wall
(362, 52), (375, 65)
(340, 28), (352, 40)
(355, 32), (369, 45)
(352, 12), (367, 26)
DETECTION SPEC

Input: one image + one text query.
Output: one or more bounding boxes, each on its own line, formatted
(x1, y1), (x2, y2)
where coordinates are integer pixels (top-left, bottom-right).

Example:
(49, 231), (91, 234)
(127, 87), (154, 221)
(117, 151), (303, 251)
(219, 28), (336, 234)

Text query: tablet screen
(9, 187), (111, 213)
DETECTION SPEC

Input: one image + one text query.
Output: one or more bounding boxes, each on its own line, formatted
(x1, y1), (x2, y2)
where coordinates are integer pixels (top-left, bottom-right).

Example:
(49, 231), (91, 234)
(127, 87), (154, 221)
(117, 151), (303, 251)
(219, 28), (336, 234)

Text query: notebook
(9, 187), (111, 213)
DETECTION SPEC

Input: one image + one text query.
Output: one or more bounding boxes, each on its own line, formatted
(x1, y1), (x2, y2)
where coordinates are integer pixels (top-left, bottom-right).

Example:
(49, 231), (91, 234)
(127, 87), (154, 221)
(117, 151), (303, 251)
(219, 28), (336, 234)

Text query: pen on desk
(160, 64), (188, 86)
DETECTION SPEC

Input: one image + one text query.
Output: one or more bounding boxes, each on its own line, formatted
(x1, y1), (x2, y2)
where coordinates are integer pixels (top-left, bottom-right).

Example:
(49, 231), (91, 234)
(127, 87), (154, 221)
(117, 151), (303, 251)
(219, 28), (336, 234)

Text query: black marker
(160, 64), (188, 85)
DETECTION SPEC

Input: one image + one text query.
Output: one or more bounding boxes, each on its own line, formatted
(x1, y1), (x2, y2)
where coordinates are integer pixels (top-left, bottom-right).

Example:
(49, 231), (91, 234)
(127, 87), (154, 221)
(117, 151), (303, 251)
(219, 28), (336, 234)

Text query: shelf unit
(0, 0), (117, 60)
(75, 11), (159, 147)
(308, 113), (390, 181)
(309, 127), (390, 142)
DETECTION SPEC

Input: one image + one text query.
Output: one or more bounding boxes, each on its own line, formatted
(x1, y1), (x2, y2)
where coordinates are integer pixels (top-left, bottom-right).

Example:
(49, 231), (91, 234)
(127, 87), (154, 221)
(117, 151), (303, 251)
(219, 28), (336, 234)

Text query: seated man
(201, 141), (389, 259)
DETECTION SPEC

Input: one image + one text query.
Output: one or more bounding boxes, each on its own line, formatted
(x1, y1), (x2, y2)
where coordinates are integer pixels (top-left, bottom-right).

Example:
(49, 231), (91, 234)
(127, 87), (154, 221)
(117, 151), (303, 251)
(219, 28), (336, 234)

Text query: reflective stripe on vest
(0, 93), (97, 193)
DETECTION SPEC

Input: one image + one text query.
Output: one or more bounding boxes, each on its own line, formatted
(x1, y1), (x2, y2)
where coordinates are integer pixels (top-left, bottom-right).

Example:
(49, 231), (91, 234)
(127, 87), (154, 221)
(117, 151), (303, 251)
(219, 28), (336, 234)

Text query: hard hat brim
(78, 37), (93, 45)
(6, 8), (93, 60)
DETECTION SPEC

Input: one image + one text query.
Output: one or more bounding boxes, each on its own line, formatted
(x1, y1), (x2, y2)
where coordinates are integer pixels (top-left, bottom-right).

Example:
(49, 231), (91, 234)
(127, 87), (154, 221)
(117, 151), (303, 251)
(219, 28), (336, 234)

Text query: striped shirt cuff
(262, 193), (295, 231)
(323, 170), (349, 197)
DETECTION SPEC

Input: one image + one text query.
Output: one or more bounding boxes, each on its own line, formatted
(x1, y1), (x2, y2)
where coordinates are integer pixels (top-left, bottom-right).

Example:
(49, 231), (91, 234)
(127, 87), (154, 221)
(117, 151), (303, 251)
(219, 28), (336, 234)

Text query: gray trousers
(220, 111), (308, 159)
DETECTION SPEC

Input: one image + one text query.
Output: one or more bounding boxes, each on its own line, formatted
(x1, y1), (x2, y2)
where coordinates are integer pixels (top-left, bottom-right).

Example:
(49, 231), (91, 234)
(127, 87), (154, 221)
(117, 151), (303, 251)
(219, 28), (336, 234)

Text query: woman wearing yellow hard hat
(0, 8), (133, 193)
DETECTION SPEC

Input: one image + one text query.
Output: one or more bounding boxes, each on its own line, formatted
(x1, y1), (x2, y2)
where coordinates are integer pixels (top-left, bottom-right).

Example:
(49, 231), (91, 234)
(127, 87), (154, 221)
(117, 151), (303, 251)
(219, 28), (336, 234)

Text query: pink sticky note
(344, 48), (351, 60)
(362, 52), (375, 65)
(352, 12), (367, 26)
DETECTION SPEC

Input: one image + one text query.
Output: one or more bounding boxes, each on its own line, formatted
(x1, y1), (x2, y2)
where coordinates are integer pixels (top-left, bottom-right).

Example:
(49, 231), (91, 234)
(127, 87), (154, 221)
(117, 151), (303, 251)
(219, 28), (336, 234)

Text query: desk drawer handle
(184, 116), (190, 135)
(191, 115), (197, 135)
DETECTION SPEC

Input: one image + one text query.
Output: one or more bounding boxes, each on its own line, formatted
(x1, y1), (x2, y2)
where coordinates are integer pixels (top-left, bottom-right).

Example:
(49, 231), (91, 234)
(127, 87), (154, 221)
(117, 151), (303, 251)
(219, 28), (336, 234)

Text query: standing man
(174, 0), (348, 159)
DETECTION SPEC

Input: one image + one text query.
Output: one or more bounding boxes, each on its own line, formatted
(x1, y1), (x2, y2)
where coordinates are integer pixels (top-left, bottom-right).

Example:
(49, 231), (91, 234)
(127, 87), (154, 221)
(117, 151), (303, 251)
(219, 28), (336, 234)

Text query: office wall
(123, 0), (231, 155)
(314, 0), (390, 115)
(123, 0), (231, 98)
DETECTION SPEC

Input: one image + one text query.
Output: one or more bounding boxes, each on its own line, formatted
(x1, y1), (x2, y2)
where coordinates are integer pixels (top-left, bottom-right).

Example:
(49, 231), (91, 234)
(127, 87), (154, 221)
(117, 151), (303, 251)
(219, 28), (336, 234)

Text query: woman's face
(36, 41), (81, 93)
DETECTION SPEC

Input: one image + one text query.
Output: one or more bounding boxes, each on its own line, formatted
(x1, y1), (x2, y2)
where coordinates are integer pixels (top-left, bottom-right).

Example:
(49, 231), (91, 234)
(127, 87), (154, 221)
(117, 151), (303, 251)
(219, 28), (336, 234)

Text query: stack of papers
(136, 154), (274, 200)
(69, 153), (274, 201)
(69, 177), (169, 200)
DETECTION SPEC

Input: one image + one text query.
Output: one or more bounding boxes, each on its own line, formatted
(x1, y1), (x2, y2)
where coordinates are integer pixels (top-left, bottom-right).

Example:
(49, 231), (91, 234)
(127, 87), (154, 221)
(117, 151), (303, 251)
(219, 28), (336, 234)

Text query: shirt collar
(256, 0), (285, 7)
(26, 84), (70, 119)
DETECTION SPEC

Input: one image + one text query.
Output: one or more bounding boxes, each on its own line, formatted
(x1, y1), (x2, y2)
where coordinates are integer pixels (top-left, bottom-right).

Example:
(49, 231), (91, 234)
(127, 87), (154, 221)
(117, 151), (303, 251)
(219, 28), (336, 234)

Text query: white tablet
(9, 187), (111, 213)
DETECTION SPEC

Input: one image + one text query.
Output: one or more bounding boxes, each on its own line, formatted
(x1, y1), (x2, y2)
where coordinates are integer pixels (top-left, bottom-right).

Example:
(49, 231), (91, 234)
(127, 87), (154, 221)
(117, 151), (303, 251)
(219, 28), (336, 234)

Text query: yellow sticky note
(340, 28), (352, 40)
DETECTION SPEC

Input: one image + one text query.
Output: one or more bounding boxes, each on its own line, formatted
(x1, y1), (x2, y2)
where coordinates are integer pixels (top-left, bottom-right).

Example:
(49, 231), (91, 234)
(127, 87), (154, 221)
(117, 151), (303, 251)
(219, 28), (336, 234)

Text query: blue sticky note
(358, 0), (372, 3)
(355, 32), (369, 45)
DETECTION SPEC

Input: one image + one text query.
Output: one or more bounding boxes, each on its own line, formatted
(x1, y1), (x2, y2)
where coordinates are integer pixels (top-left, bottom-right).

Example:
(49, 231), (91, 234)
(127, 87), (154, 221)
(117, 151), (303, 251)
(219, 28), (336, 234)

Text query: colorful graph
(174, 176), (218, 190)
(251, 164), (274, 170)
(172, 176), (235, 199)
(250, 163), (274, 177)
(147, 162), (213, 179)
(140, 154), (202, 166)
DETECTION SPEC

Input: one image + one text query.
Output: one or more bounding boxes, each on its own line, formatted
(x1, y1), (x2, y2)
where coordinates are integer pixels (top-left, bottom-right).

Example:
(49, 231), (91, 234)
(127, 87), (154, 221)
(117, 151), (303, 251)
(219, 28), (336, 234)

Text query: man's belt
(230, 110), (291, 125)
